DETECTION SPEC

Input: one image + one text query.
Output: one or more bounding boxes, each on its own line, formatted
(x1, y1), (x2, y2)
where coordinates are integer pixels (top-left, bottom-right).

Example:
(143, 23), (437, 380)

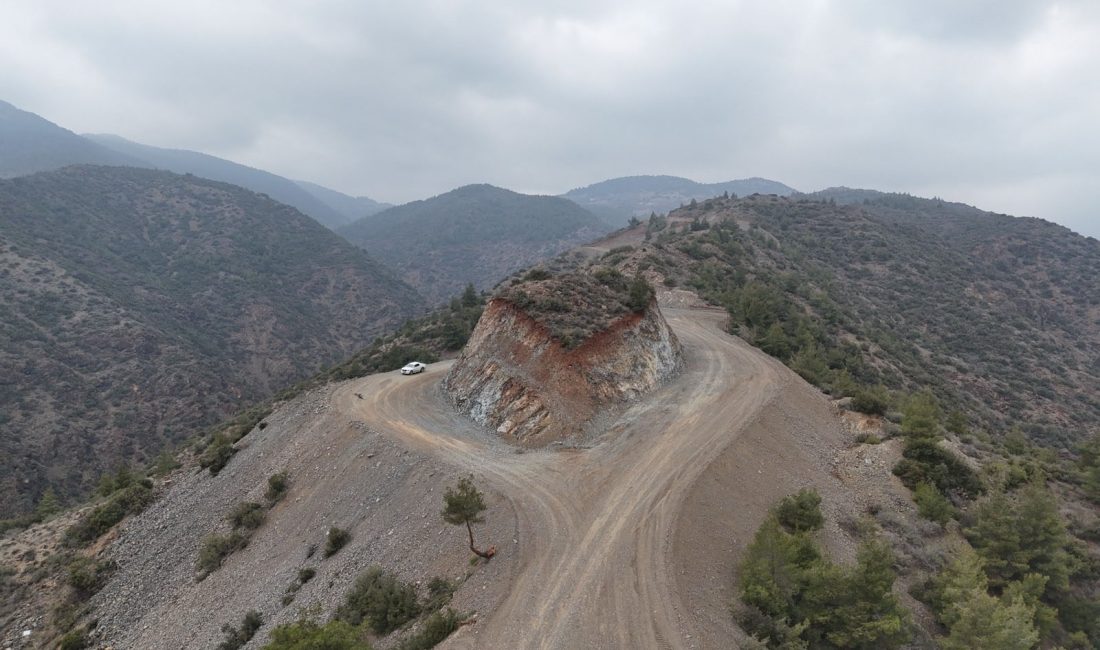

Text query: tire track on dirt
(337, 307), (784, 649)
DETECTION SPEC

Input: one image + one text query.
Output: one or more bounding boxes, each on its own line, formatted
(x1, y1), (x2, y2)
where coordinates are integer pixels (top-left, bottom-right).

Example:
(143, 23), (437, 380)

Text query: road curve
(334, 306), (787, 649)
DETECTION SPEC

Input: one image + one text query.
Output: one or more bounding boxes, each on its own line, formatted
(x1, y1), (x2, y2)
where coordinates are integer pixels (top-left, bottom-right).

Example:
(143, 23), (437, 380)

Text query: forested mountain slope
(84, 134), (354, 230)
(587, 192), (1099, 447)
(294, 179), (391, 226)
(338, 184), (610, 304)
(0, 100), (141, 178)
(0, 166), (424, 516)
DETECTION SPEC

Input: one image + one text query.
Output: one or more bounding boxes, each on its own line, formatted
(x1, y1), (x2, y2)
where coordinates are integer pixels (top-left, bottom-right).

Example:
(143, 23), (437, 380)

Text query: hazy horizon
(3, 1), (1097, 236)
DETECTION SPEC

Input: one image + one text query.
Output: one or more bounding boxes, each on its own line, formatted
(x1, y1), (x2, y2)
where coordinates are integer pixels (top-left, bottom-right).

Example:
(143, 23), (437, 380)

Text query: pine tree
(815, 540), (910, 649)
(901, 391), (941, 438)
(932, 544), (989, 628)
(35, 487), (62, 518)
(739, 515), (818, 618)
(442, 476), (494, 559)
(940, 588), (1038, 650)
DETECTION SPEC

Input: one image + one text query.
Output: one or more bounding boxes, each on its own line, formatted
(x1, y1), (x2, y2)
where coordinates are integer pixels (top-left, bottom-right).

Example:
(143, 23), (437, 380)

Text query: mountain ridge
(0, 165), (424, 516)
(338, 183), (610, 304)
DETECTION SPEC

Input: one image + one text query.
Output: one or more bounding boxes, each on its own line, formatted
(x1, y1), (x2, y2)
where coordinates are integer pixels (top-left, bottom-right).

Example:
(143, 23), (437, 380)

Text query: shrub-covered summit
(338, 184), (609, 304)
(496, 268), (654, 349)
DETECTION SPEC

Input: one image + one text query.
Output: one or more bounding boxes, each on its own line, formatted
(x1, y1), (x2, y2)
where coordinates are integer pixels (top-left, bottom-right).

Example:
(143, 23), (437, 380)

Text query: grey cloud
(0, 0), (1096, 236)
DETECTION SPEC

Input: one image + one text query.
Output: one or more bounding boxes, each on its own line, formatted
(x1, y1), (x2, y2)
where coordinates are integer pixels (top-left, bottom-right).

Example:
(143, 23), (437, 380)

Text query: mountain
(0, 100), (141, 177)
(589, 192), (1100, 447)
(337, 184), (610, 304)
(83, 134), (356, 230)
(294, 179), (391, 226)
(562, 174), (796, 224)
(0, 165), (424, 516)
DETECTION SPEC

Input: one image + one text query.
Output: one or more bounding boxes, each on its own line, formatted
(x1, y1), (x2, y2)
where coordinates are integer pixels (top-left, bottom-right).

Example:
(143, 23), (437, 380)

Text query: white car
(400, 361), (427, 375)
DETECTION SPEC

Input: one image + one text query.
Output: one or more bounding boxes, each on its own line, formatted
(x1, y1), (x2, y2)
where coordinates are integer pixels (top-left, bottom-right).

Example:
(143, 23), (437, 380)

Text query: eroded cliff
(443, 272), (682, 444)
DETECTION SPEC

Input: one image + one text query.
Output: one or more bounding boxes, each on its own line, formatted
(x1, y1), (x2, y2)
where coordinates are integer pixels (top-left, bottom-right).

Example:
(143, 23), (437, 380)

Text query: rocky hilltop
(443, 271), (682, 444)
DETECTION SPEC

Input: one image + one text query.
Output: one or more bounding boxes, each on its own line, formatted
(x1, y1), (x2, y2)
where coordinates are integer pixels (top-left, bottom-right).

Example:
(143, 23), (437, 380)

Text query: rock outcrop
(443, 289), (682, 444)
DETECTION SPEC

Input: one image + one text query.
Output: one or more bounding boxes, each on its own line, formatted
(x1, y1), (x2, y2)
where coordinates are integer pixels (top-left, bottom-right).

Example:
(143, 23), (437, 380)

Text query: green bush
(422, 577), (456, 613)
(228, 502), (266, 531)
(200, 434), (235, 476)
(913, 482), (957, 525)
(625, 275), (654, 312)
(196, 531), (250, 578)
(336, 567), (421, 635)
(396, 609), (463, 650)
(58, 629), (88, 650)
(298, 567), (316, 584)
(266, 472), (290, 503)
(325, 527), (351, 558)
(893, 439), (983, 500)
(219, 610), (263, 650)
(64, 484), (154, 547)
(261, 619), (371, 650)
(851, 385), (890, 416)
(66, 557), (116, 598)
(775, 489), (824, 534)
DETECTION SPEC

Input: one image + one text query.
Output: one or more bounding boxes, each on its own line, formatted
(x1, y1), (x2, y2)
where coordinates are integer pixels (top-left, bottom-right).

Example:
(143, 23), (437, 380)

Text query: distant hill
(338, 184), (610, 304)
(0, 100), (141, 177)
(83, 134), (356, 230)
(562, 174), (795, 224)
(294, 180), (391, 227)
(0, 166), (425, 516)
(580, 192), (1100, 447)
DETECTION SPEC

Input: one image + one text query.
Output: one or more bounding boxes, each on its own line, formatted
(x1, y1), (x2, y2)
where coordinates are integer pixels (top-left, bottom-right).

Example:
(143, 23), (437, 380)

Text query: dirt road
(335, 306), (791, 649)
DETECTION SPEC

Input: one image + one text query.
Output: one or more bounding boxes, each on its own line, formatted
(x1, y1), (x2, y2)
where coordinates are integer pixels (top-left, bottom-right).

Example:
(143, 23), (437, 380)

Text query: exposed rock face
(443, 296), (682, 444)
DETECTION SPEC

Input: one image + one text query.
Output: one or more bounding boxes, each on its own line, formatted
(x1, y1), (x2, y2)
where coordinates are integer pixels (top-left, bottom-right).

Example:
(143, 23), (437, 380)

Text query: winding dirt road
(335, 306), (789, 649)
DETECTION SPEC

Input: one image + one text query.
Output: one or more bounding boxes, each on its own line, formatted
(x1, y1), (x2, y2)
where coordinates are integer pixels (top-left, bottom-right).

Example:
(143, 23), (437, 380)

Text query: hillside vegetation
(594, 193), (1099, 448)
(0, 166), (423, 516)
(0, 100), (140, 178)
(338, 184), (609, 304)
(84, 134), (355, 230)
(562, 174), (795, 225)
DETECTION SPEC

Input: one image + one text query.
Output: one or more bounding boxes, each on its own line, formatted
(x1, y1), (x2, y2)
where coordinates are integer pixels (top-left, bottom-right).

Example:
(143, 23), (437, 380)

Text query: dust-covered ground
(79, 299), (917, 649)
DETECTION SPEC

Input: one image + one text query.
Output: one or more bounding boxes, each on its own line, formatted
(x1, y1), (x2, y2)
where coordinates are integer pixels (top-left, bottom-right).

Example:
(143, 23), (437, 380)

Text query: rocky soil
(82, 383), (517, 649)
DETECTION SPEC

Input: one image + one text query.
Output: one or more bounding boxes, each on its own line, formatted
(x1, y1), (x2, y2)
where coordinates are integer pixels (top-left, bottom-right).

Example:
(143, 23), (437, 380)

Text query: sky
(2, 1), (1098, 237)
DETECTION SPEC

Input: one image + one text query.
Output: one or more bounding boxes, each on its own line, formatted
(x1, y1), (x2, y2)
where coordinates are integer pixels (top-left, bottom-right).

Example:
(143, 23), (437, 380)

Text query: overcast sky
(2, 1), (1097, 236)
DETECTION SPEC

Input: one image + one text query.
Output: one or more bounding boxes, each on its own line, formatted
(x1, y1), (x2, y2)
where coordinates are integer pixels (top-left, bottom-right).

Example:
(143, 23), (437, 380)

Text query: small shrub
(336, 566), (421, 635)
(200, 434), (235, 475)
(851, 385), (890, 416)
(228, 502), (266, 531)
(396, 609), (463, 650)
(913, 482), (956, 525)
(196, 532), (249, 578)
(775, 489), (824, 533)
(64, 484), (154, 547)
(58, 630), (88, 650)
(423, 577), (456, 613)
(266, 472), (290, 503)
(325, 527), (351, 558)
(262, 619), (369, 650)
(67, 557), (116, 598)
(219, 610), (263, 650)
(893, 439), (983, 500)
(625, 275), (654, 312)
(298, 567), (316, 584)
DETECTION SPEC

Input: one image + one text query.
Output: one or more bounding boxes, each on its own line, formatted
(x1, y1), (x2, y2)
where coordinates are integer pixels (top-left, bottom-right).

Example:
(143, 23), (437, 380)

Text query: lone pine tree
(442, 475), (495, 559)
